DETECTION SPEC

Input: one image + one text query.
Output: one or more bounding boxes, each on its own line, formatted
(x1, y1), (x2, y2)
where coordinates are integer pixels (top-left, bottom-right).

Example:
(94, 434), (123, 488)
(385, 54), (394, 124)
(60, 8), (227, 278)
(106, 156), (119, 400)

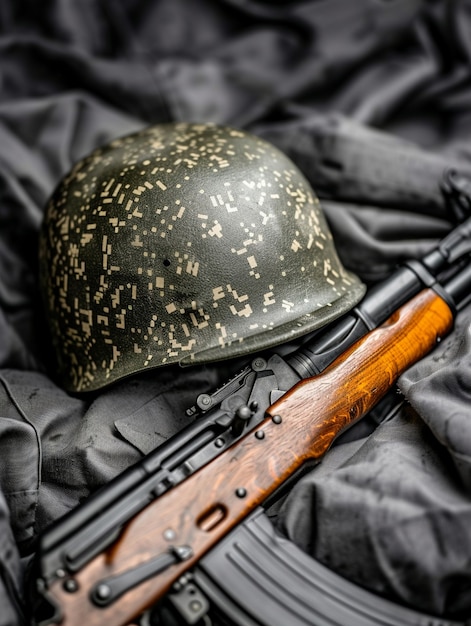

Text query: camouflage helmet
(39, 123), (365, 392)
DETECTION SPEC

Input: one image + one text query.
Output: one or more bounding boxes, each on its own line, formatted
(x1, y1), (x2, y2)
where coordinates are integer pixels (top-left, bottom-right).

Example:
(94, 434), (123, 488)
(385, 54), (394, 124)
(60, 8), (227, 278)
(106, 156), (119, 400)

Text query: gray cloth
(1, 0), (471, 623)
(0, 365), (223, 552)
(0, 491), (24, 626)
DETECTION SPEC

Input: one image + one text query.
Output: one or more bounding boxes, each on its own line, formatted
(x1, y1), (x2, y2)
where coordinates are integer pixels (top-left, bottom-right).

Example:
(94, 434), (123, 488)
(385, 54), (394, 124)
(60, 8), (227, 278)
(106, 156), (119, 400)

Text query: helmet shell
(39, 123), (365, 392)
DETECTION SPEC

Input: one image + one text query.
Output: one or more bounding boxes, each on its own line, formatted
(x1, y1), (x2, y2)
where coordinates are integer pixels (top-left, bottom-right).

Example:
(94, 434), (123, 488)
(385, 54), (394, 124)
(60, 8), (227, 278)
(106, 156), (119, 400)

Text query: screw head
(196, 394), (212, 410)
(252, 358), (267, 371)
(236, 405), (252, 420)
(190, 600), (203, 613)
(94, 583), (111, 600)
(63, 578), (79, 593)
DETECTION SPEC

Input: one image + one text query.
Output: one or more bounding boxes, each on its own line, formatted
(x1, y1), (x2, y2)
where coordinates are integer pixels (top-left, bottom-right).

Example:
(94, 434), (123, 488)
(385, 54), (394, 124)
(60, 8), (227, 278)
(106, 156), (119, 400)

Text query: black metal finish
(90, 546), (193, 608)
(192, 509), (465, 626)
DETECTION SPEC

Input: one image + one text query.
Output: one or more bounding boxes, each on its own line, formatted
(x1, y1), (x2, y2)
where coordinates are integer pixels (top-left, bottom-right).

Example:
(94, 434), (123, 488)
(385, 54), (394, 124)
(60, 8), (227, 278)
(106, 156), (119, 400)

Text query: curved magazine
(194, 508), (464, 626)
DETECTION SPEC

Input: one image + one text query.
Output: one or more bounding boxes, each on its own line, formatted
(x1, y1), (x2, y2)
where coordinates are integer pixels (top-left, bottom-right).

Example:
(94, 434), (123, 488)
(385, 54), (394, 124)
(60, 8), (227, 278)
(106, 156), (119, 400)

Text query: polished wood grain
(48, 288), (453, 626)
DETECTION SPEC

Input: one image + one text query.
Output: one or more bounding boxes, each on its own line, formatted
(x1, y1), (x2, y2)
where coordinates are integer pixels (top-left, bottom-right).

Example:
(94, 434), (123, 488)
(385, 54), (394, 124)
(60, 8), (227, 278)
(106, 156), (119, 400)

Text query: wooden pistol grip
(48, 289), (453, 626)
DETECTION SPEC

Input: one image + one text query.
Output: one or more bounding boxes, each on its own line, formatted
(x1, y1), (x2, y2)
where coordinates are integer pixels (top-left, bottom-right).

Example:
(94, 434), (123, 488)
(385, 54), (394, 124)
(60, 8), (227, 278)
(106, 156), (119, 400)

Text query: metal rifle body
(33, 260), (471, 626)
(31, 212), (471, 624)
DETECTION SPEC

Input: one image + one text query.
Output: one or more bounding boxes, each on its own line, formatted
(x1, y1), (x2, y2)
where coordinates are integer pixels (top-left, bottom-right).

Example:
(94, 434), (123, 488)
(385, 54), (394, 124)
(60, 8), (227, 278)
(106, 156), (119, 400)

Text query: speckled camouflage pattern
(39, 123), (365, 392)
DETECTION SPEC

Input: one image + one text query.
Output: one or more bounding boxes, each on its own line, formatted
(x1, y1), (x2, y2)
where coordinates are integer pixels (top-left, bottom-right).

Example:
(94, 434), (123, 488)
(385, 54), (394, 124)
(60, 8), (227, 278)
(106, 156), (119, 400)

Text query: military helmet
(39, 123), (365, 392)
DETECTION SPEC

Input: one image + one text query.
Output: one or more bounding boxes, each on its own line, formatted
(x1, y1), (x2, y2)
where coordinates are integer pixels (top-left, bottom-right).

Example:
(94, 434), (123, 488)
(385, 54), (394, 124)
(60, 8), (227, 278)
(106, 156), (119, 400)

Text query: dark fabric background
(1, 1), (471, 624)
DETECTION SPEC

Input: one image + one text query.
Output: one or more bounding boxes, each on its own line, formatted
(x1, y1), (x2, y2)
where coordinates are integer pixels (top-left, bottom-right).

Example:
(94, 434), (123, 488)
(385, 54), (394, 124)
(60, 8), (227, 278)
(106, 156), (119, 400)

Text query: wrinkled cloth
(0, 365), (224, 552)
(1, 1), (471, 624)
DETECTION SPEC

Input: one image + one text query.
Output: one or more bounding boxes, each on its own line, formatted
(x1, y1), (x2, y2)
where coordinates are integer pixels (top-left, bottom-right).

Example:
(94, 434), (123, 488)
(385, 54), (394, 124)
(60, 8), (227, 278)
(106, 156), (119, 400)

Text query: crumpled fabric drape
(1, 1), (471, 623)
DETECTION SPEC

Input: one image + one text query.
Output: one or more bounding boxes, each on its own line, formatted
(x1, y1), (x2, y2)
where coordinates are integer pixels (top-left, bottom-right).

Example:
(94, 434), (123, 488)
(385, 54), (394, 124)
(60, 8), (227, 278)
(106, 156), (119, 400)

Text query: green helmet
(39, 123), (365, 392)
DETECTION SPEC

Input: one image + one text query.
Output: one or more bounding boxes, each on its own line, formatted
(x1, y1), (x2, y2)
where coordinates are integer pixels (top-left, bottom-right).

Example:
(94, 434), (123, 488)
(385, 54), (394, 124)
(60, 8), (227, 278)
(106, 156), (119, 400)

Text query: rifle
(30, 173), (471, 626)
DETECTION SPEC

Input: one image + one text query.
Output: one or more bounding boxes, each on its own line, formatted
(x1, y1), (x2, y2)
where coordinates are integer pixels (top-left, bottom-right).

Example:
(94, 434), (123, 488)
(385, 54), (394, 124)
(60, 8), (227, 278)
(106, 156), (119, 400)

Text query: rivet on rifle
(173, 545), (194, 561)
(173, 574), (190, 592)
(252, 357), (267, 371)
(55, 568), (66, 579)
(190, 600), (203, 613)
(255, 430), (265, 440)
(272, 415), (282, 424)
(196, 393), (212, 409)
(63, 578), (79, 593)
(215, 438), (225, 448)
(94, 583), (111, 601)
(236, 487), (247, 498)
(163, 528), (176, 541)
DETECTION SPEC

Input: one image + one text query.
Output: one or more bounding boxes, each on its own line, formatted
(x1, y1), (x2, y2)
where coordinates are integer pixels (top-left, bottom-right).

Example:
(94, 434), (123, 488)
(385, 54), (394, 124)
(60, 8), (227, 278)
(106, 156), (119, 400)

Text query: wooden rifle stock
(46, 288), (453, 626)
